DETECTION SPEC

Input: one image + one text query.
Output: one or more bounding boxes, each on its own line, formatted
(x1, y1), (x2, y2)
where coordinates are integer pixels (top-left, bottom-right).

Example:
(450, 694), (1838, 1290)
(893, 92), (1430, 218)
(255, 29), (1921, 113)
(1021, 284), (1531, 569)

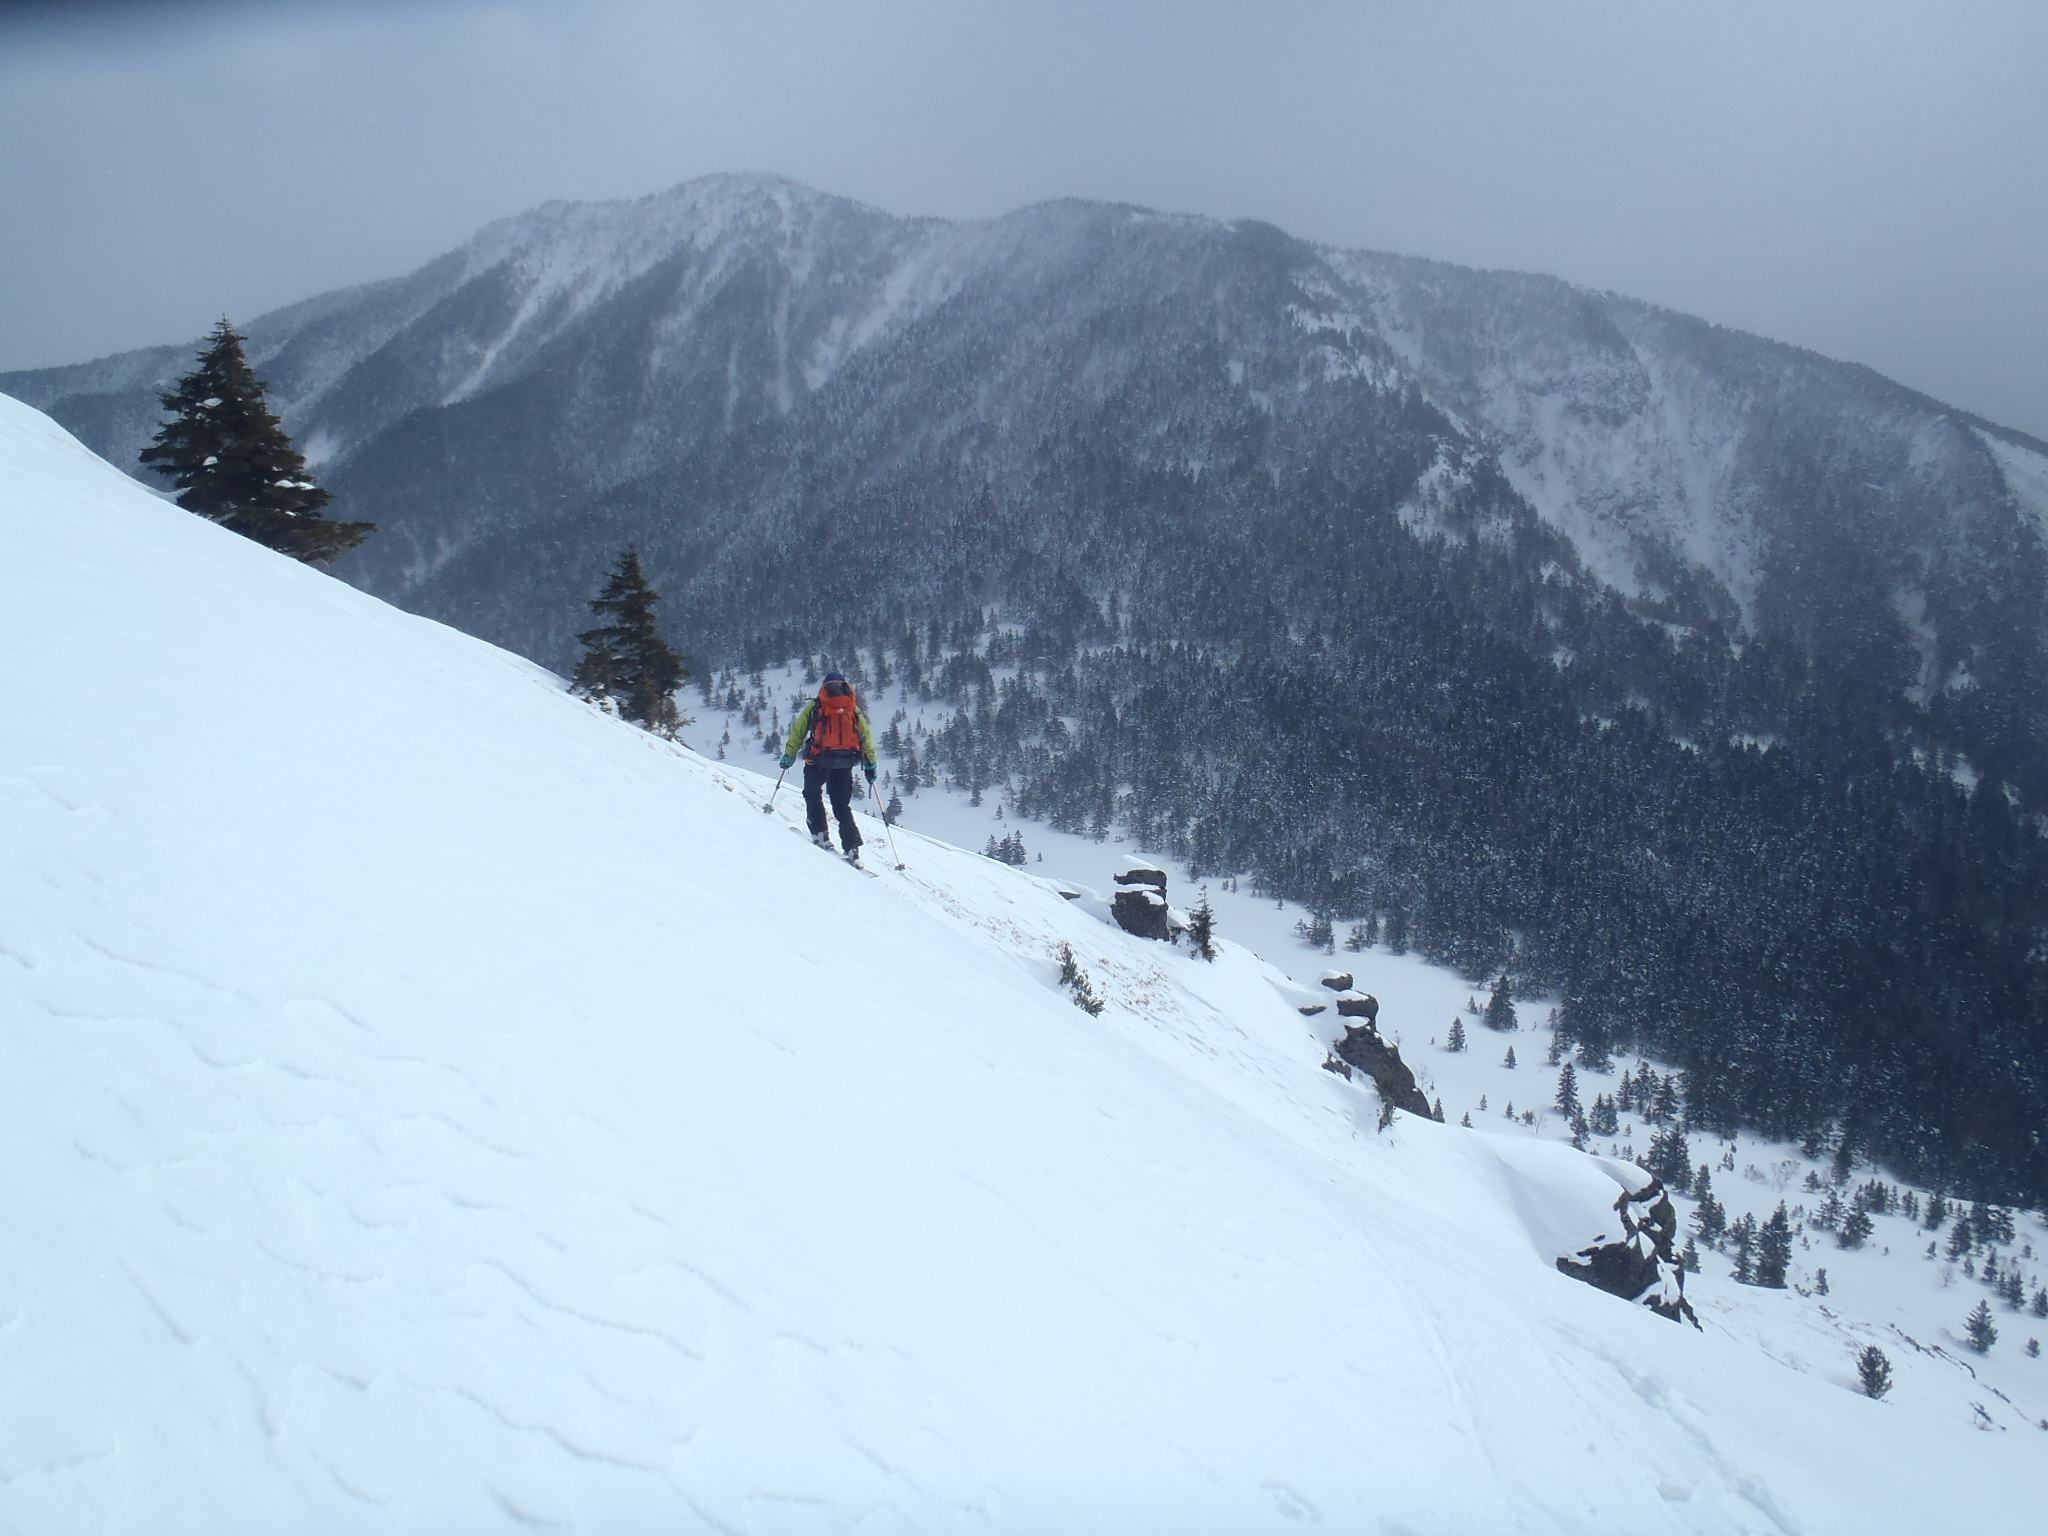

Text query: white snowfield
(0, 391), (2034, 1533)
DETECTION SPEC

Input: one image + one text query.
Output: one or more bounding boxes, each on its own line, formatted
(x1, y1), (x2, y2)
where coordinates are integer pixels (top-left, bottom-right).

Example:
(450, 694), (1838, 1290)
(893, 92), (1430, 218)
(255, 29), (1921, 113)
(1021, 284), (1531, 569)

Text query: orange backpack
(808, 687), (862, 756)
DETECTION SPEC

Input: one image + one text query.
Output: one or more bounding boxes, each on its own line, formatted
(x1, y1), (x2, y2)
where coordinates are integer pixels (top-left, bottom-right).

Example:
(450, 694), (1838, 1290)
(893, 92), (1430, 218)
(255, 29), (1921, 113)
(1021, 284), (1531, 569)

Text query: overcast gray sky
(3, 0), (2044, 437)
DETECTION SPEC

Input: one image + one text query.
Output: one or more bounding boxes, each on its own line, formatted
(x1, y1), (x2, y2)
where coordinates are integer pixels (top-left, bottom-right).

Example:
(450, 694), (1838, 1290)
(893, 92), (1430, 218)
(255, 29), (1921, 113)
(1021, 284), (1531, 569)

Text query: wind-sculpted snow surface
(2, 397), (2040, 1530)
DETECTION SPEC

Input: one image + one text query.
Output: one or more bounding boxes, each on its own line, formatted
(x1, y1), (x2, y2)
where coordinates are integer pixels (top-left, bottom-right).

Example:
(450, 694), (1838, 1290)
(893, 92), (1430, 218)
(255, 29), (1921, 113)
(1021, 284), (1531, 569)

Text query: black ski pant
(802, 762), (862, 849)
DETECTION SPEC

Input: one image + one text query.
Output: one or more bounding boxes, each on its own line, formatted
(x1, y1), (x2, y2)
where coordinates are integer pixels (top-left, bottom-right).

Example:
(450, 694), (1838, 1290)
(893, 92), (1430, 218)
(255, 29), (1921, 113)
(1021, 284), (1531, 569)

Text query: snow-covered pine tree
(1837, 1206), (1874, 1250)
(1643, 1126), (1692, 1193)
(1484, 974), (1518, 1031)
(1755, 1203), (1793, 1288)
(1553, 1060), (1580, 1119)
(1445, 1016), (1467, 1052)
(1965, 1298), (1998, 1353)
(1588, 1093), (1619, 1135)
(1815, 1188), (1844, 1231)
(140, 318), (373, 564)
(1856, 1345), (1892, 1399)
(1188, 888), (1219, 961)
(1692, 1188), (1727, 1245)
(573, 546), (689, 733)
(1649, 1073), (1680, 1125)
(1947, 1215), (1975, 1260)
(1730, 1214), (1757, 1283)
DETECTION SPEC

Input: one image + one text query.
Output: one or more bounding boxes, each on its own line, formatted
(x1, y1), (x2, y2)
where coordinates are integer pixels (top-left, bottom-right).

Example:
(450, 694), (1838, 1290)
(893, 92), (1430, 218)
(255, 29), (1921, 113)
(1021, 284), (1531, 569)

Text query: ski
(787, 823), (879, 875)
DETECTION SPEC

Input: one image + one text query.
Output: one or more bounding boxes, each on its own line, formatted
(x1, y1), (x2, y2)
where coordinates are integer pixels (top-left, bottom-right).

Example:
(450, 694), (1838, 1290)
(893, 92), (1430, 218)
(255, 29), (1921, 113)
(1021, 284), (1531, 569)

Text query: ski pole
(764, 766), (787, 814)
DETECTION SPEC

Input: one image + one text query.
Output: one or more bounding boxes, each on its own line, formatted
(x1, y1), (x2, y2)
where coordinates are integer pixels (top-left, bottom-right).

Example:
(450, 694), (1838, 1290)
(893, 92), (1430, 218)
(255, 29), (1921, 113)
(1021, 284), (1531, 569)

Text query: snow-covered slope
(1, 391), (2037, 1530)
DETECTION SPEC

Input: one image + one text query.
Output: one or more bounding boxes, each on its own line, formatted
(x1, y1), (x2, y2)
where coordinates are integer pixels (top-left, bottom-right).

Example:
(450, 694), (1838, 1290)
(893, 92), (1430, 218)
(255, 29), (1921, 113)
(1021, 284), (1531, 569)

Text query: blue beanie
(823, 670), (846, 682)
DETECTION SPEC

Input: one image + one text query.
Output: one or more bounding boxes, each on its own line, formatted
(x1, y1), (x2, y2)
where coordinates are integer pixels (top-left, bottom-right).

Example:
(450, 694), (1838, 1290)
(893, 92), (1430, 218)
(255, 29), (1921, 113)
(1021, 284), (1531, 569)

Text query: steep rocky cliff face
(12, 175), (2048, 1199)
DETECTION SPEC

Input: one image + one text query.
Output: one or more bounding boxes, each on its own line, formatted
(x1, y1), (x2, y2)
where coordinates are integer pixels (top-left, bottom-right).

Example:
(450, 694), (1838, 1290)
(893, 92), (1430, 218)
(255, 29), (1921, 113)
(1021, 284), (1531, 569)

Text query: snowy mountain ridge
(3, 383), (2042, 1529)
(16, 171), (2047, 654)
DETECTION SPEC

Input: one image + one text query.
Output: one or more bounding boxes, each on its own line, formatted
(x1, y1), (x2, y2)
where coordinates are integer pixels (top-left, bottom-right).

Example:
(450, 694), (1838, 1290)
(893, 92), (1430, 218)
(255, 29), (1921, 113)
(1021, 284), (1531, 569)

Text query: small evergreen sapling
(1856, 1345), (1892, 1399)
(1445, 1016), (1467, 1052)
(573, 546), (690, 733)
(1502, 1045), (1517, 1069)
(1055, 943), (1105, 1015)
(140, 317), (374, 563)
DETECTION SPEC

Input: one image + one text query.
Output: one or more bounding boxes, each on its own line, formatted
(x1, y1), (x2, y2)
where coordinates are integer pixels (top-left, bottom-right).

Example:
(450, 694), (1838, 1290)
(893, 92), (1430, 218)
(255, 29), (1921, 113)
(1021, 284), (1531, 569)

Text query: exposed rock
(1556, 1177), (1701, 1327)
(1298, 1004), (1328, 1017)
(1334, 993), (1379, 1022)
(1320, 971), (1354, 992)
(1111, 887), (1176, 941)
(1332, 1021), (1434, 1120)
(1113, 863), (1169, 890)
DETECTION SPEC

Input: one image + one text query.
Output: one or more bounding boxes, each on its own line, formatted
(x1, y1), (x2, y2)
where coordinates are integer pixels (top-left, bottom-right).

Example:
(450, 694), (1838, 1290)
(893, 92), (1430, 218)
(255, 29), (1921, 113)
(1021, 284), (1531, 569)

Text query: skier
(780, 671), (878, 862)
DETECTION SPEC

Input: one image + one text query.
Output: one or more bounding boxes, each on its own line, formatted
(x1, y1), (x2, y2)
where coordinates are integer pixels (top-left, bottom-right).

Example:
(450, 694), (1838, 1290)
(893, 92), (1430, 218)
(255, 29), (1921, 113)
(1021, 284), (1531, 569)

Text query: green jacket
(783, 698), (878, 767)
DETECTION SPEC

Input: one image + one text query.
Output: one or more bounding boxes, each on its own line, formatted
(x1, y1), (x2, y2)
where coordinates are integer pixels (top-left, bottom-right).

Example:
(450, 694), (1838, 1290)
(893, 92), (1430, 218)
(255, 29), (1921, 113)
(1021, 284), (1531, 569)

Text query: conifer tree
(1484, 973), (1518, 1031)
(1649, 1073), (1681, 1125)
(1837, 1206), (1874, 1250)
(140, 318), (373, 563)
(1965, 1298), (1998, 1354)
(1445, 1016), (1467, 1052)
(1588, 1093), (1619, 1135)
(1947, 1216), (1975, 1261)
(1731, 1215), (1756, 1284)
(1644, 1126), (1693, 1192)
(1502, 1044), (1517, 1069)
(1856, 1345), (1892, 1399)
(1188, 888), (1219, 961)
(1692, 1189), (1727, 1246)
(1553, 1059), (1581, 1119)
(573, 545), (689, 732)
(1755, 1203), (1793, 1288)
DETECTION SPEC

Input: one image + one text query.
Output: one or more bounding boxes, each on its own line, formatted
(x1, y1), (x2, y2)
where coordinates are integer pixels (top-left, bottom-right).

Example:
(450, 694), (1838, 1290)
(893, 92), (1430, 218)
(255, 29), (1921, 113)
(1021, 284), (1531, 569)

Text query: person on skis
(780, 671), (878, 862)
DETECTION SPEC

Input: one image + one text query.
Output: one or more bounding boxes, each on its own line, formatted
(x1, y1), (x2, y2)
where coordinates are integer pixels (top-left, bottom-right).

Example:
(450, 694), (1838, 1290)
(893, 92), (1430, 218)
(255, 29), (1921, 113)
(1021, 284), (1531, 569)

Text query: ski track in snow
(2, 390), (2043, 1531)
